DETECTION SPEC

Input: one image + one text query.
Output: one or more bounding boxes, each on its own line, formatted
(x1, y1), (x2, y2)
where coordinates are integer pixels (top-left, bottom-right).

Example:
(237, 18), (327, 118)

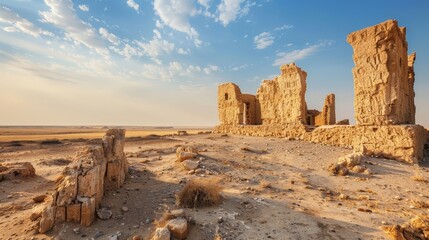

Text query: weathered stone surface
(166, 218), (188, 240)
(39, 206), (55, 234)
(347, 19), (414, 125)
(176, 147), (198, 162)
(66, 203), (81, 222)
(0, 162), (35, 180)
(105, 160), (126, 190)
(407, 52), (416, 124)
(56, 173), (78, 206)
(214, 124), (427, 163)
(55, 206), (66, 222)
(315, 93), (335, 126)
(32, 194), (47, 203)
(257, 63), (307, 125)
(81, 197), (96, 227)
(30, 204), (46, 221)
(182, 160), (199, 170)
(78, 165), (101, 198)
(335, 119), (350, 125)
(152, 227), (170, 240)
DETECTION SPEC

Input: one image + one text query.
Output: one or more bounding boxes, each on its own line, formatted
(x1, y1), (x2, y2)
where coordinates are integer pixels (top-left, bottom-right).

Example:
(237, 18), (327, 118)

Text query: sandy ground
(0, 130), (428, 240)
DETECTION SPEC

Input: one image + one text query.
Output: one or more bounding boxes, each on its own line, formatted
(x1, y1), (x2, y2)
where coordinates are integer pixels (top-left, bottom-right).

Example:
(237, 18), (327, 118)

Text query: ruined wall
(213, 124), (427, 164)
(38, 129), (128, 233)
(256, 63), (307, 125)
(315, 93), (336, 126)
(218, 83), (243, 125)
(347, 20), (412, 125)
(407, 52), (416, 124)
(241, 94), (258, 125)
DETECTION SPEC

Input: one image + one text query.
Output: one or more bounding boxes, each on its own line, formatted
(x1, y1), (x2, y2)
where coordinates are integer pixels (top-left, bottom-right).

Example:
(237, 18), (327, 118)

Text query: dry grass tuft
(411, 200), (429, 208)
(176, 178), (222, 208)
(153, 210), (175, 228)
(411, 173), (428, 183)
(213, 233), (223, 240)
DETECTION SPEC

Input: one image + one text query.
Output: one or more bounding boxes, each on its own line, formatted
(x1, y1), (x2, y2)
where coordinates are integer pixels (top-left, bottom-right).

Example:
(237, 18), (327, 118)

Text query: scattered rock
(97, 208), (113, 220)
(152, 227), (170, 240)
(166, 218), (188, 240)
(0, 162), (36, 180)
(182, 160), (199, 170)
(171, 209), (185, 218)
(39, 206), (55, 234)
(122, 206), (129, 212)
(32, 195), (47, 203)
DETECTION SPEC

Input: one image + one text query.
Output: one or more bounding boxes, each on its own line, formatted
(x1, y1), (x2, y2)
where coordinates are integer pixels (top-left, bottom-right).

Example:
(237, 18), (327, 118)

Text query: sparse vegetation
(176, 178), (222, 208)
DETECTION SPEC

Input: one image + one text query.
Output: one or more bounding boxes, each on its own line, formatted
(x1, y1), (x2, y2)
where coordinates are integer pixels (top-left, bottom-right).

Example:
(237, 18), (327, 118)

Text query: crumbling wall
(407, 52), (416, 124)
(241, 94), (258, 125)
(315, 93), (336, 126)
(218, 83), (243, 125)
(256, 63), (307, 125)
(38, 129), (128, 233)
(347, 19), (412, 125)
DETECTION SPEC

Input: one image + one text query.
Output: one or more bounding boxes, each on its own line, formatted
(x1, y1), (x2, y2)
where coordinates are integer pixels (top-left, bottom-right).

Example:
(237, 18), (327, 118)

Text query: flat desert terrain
(0, 127), (428, 239)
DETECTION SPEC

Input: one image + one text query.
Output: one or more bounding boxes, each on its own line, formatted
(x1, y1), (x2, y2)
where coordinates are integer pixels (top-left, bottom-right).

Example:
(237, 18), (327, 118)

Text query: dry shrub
(153, 210), (175, 228)
(411, 173), (428, 183)
(411, 200), (429, 208)
(213, 234), (223, 240)
(176, 178), (222, 208)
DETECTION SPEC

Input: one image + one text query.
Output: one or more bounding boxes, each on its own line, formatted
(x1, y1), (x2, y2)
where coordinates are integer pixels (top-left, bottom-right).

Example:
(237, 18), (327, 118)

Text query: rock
(364, 169), (373, 175)
(171, 209), (185, 218)
(351, 165), (366, 173)
(81, 197), (96, 227)
(97, 208), (113, 220)
(217, 216), (224, 223)
(176, 147), (198, 162)
(73, 227), (80, 234)
(39, 206), (55, 233)
(195, 168), (205, 175)
(182, 160), (199, 170)
(132, 235), (143, 240)
(94, 231), (104, 238)
(30, 204), (46, 221)
(32, 195), (47, 203)
(166, 218), (188, 240)
(335, 119), (350, 125)
(56, 174), (78, 206)
(0, 162), (36, 180)
(338, 153), (363, 168)
(121, 206), (128, 212)
(152, 227), (170, 240)
(187, 170), (195, 175)
(78, 165), (102, 198)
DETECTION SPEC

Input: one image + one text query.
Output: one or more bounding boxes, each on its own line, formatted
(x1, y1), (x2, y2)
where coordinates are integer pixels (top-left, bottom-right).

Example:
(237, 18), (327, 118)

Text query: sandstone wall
(213, 124), (427, 164)
(218, 83), (243, 125)
(314, 93), (336, 126)
(407, 52), (416, 124)
(38, 129), (128, 233)
(256, 63), (307, 125)
(347, 20), (412, 125)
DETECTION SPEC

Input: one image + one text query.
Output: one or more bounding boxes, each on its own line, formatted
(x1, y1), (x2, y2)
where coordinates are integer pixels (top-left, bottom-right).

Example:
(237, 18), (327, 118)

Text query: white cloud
(0, 6), (53, 38)
(40, 0), (109, 57)
(153, 0), (201, 46)
(203, 64), (219, 74)
(273, 41), (334, 66)
(231, 64), (248, 71)
(126, 0), (140, 12)
(287, 43), (293, 47)
(177, 47), (191, 55)
(217, 0), (254, 26)
(78, 4), (89, 12)
(135, 29), (175, 62)
(155, 19), (164, 28)
(198, 0), (211, 9)
(274, 24), (293, 31)
(254, 32), (274, 49)
(99, 27), (120, 45)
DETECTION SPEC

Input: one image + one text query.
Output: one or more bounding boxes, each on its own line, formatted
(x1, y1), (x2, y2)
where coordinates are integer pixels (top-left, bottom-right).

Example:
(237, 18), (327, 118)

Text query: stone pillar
(322, 93), (336, 125)
(407, 52), (416, 124)
(347, 19), (413, 125)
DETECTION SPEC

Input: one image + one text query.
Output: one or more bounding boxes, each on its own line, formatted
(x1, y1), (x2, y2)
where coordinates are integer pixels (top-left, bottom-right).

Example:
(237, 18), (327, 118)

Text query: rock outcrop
(0, 162), (35, 181)
(37, 129), (128, 233)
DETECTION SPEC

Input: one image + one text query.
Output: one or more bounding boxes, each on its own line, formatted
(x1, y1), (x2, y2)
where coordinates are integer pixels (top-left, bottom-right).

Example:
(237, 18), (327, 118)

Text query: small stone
(217, 216), (223, 223)
(73, 228), (81, 234)
(171, 209), (185, 218)
(166, 218), (188, 239)
(97, 208), (113, 220)
(122, 206), (128, 212)
(152, 227), (170, 240)
(94, 231), (104, 238)
(187, 170), (195, 175)
(182, 160), (199, 171)
(132, 235), (142, 240)
(32, 194), (47, 203)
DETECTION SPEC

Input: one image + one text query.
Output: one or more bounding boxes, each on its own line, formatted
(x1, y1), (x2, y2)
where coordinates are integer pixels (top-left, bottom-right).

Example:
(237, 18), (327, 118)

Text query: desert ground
(0, 127), (428, 240)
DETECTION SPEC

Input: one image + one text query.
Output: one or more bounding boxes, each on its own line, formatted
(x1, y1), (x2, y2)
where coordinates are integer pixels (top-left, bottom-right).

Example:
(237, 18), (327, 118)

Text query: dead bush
(154, 210), (175, 228)
(176, 178), (222, 208)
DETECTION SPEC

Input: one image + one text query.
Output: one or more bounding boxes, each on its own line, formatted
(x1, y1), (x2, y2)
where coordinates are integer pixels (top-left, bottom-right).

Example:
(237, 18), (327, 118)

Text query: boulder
(166, 218), (188, 240)
(152, 227), (170, 240)
(182, 160), (199, 170)
(97, 207), (113, 220)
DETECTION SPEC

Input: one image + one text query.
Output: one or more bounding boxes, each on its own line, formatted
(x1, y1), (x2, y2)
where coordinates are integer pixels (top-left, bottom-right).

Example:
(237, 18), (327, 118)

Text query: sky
(0, 0), (428, 126)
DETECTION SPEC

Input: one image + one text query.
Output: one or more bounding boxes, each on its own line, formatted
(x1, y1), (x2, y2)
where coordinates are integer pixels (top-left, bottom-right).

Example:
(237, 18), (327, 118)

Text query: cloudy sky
(0, 0), (428, 126)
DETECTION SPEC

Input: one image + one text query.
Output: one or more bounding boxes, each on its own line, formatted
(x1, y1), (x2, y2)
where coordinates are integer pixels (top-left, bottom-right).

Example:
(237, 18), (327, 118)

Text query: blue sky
(0, 0), (428, 126)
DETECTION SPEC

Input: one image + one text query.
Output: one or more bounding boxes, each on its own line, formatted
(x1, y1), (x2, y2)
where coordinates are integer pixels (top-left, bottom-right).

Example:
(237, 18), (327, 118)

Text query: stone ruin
(37, 129), (128, 233)
(214, 19), (427, 164)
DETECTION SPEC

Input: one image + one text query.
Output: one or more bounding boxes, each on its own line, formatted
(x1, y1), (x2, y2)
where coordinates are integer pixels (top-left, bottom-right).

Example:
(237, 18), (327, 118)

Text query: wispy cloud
(78, 4), (89, 12)
(177, 47), (191, 55)
(40, 0), (109, 57)
(254, 32), (274, 49)
(153, 0), (201, 46)
(273, 40), (334, 66)
(99, 27), (120, 45)
(0, 6), (53, 38)
(135, 29), (175, 63)
(274, 24), (293, 31)
(126, 0), (140, 13)
(217, 0), (255, 26)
